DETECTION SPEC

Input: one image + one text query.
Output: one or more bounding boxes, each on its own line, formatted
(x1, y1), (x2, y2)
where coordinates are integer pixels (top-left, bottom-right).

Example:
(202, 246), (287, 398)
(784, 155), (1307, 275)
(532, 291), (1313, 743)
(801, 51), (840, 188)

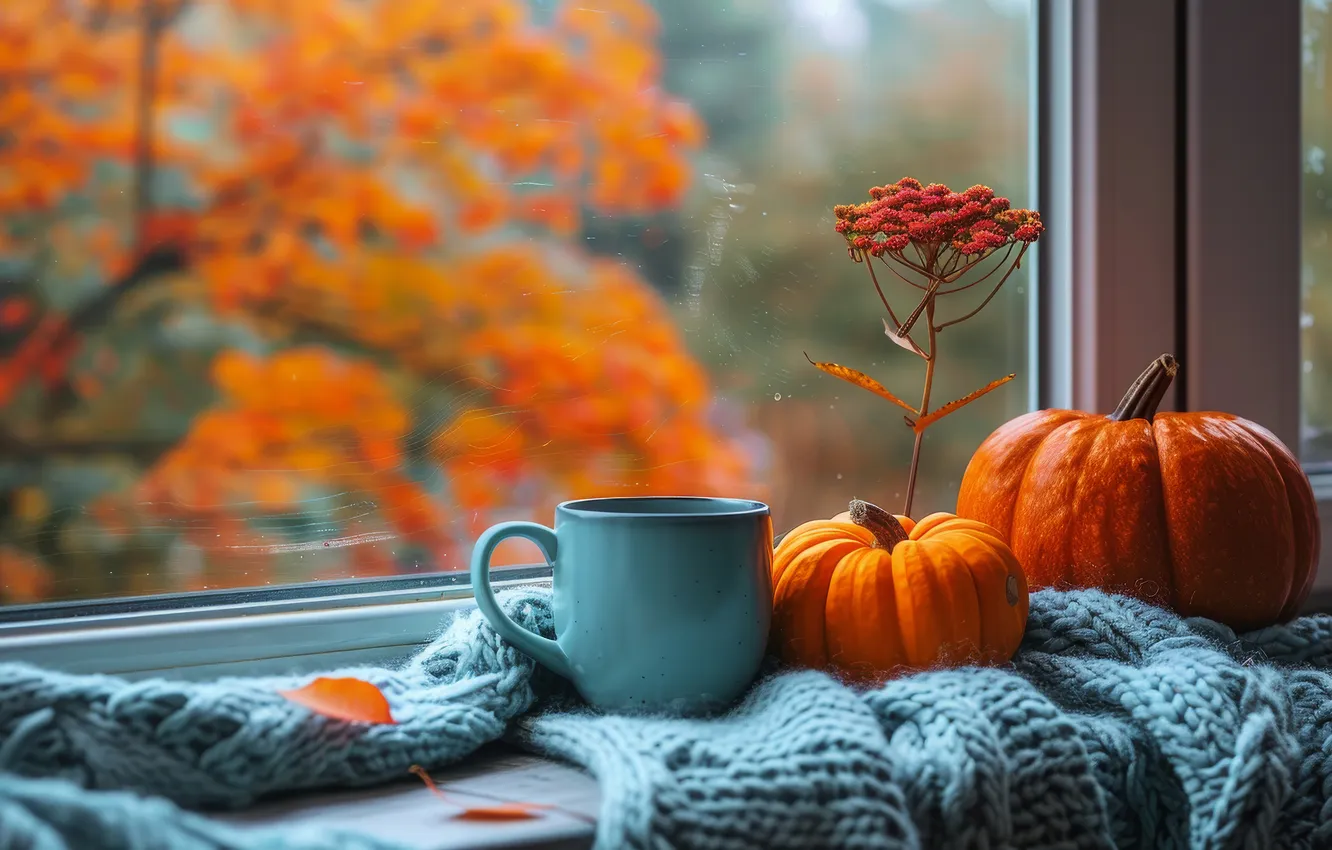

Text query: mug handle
(469, 521), (574, 680)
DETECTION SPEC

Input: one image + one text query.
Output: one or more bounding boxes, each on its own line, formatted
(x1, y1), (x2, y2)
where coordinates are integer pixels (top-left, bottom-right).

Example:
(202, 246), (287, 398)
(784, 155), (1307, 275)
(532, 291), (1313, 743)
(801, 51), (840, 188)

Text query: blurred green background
(1303, 0), (1332, 469)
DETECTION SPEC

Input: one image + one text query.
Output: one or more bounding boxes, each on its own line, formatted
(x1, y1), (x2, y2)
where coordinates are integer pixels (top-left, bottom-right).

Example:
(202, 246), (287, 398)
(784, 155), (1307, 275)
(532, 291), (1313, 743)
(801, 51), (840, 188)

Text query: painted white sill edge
(0, 577), (550, 680)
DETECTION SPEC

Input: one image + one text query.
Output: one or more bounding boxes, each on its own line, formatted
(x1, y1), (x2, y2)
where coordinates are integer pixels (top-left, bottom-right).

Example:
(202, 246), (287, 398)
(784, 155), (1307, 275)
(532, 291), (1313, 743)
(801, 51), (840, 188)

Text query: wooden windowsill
(218, 743), (599, 850)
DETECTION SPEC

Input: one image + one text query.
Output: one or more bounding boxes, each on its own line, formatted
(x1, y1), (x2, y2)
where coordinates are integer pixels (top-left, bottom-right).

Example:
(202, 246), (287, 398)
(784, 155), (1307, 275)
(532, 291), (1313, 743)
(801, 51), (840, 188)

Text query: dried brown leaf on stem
(803, 353), (917, 414)
(908, 373), (1015, 434)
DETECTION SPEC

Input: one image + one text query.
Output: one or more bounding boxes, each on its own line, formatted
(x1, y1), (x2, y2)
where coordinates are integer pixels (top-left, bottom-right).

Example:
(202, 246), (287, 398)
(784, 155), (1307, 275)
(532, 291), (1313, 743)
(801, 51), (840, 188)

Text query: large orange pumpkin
(957, 353), (1320, 630)
(771, 500), (1029, 680)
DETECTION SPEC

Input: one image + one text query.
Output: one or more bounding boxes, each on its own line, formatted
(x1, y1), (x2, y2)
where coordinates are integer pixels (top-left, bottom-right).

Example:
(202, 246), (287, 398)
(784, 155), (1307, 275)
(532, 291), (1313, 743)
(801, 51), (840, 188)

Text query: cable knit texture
(4, 587), (1332, 849)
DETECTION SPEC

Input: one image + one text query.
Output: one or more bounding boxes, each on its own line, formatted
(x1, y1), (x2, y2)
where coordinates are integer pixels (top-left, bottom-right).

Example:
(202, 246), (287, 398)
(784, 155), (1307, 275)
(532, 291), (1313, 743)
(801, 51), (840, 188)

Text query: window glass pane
(1306, 0), (1332, 468)
(0, 0), (1033, 606)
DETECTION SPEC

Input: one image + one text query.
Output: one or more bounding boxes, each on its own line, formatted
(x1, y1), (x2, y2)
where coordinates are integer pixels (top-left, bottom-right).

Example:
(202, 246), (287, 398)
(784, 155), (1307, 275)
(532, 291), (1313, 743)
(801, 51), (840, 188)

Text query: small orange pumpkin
(956, 353), (1321, 630)
(771, 500), (1029, 680)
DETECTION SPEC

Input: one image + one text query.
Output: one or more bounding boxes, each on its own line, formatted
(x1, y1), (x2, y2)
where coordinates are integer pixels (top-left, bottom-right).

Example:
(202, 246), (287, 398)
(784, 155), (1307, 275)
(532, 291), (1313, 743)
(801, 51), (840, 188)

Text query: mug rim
(557, 495), (769, 519)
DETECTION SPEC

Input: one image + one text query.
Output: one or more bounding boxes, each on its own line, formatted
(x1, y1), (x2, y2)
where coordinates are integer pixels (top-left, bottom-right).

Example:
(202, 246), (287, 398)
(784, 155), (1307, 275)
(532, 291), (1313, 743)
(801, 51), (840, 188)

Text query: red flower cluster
(833, 177), (1043, 259)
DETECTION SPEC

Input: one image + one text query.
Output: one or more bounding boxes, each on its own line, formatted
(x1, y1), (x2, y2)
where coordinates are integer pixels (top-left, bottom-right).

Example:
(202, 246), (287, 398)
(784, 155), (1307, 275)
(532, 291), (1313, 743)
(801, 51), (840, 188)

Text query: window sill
(0, 575), (550, 680)
(0, 577), (592, 848)
(218, 743), (599, 850)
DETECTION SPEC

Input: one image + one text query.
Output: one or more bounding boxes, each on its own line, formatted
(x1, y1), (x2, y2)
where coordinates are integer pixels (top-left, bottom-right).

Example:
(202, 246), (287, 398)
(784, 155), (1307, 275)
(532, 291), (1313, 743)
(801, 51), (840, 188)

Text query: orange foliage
(240, 245), (750, 517)
(0, 546), (53, 604)
(0, 298), (33, 328)
(181, 0), (702, 307)
(140, 347), (446, 547)
(1, 0), (753, 595)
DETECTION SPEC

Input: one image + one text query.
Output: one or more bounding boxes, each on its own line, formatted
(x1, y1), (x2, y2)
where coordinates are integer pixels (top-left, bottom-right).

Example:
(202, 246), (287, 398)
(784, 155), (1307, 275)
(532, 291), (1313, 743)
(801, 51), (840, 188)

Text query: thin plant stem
(912, 242), (928, 269)
(886, 251), (936, 280)
(864, 260), (903, 328)
(895, 276), (944, 337)
(939, 251), (993, 284)
(934, 244), (1028, 331)
(903, 298), (937, 518)
(939, 243), (1014, 295)
(877, 256), (928, 290)
(940, 248), (963, 278)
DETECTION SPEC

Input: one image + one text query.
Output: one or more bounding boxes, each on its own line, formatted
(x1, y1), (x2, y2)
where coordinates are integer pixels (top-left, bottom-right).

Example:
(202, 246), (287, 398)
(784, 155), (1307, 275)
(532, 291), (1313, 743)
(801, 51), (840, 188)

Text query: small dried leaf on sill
(804, 353), (918, 414)
(410, 764), (551, 821)
(279, 676), (397, 724)
(455, 803), (553, 821)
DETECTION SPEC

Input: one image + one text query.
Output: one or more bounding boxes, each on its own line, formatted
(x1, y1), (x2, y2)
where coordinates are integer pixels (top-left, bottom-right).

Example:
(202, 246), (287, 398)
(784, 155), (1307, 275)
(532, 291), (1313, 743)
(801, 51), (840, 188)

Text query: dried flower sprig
(813, 177), (1043, 517)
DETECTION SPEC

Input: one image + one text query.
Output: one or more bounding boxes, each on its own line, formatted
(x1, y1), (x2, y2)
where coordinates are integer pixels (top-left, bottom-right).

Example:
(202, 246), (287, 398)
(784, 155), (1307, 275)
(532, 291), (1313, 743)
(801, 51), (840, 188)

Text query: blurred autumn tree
(0, 0), (757, 602)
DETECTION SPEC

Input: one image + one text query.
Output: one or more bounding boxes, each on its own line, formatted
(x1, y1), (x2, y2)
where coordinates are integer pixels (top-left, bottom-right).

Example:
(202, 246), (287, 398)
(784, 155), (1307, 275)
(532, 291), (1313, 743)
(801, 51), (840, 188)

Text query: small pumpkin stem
(1108, 353), (1179, 422)
(848, 499), (910, 552)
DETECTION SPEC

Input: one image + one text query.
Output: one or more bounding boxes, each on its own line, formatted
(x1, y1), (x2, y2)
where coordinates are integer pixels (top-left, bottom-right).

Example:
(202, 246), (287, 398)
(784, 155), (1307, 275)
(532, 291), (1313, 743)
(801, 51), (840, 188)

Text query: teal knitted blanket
(3, 587), (1332, 849)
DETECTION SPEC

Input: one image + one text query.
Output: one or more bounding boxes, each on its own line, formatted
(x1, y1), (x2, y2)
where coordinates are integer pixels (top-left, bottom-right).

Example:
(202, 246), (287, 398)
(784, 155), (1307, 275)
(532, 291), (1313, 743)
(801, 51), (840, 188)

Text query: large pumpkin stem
(1108, 354), (1179, 422)
(848, 499), (910, 552)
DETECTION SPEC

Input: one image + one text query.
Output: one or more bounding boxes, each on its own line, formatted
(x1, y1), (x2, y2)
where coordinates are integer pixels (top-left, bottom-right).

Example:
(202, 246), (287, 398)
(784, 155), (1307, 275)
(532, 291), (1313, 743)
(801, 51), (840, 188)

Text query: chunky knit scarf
(2, 587), (1331, 849)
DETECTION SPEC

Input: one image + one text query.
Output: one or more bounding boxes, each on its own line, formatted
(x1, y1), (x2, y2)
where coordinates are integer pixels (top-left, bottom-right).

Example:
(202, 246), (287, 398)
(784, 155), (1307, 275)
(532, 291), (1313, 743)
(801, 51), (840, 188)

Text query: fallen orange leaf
(409, 764), (551, 821)
(455, 803), (553, 821)
(279, 677), (397, 724)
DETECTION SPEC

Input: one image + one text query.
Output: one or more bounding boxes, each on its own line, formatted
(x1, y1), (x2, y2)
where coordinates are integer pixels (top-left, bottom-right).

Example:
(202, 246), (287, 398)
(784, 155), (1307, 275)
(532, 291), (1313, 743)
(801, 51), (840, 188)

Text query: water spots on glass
(1311, 145), (1328, 176)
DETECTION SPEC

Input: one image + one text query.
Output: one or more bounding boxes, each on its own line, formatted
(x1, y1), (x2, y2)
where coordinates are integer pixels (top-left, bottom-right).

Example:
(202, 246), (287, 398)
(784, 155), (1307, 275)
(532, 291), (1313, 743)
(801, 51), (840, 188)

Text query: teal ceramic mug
(470, 496), (774, 715)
